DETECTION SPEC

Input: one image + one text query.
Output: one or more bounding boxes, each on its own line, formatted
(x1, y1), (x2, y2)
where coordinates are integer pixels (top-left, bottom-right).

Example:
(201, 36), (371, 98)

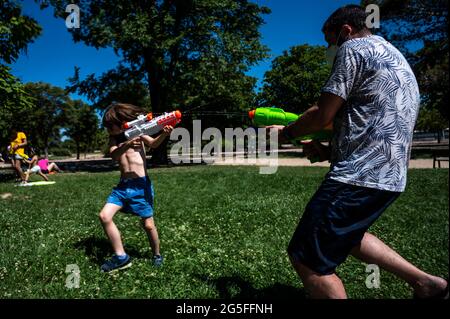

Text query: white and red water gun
(123, 110), (182, 140)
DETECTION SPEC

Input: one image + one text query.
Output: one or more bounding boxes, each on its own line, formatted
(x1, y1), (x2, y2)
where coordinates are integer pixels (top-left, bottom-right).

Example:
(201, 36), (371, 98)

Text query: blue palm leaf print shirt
(322, 35), (420, 192)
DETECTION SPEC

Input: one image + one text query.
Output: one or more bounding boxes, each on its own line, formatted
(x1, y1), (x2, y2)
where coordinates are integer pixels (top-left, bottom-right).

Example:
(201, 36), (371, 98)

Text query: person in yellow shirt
(9, 129), (28, 182)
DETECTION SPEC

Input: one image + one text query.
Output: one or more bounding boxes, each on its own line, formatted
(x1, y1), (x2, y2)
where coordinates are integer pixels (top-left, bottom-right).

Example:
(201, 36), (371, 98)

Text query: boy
(100, 102), (173, 272)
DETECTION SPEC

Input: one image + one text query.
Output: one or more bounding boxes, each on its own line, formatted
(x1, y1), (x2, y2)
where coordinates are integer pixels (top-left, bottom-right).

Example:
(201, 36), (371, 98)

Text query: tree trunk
(150, 138), (169, 166)
(76, 141), (80, 160)
(44, 137), (49, 158)
(146, 55), (170, 166)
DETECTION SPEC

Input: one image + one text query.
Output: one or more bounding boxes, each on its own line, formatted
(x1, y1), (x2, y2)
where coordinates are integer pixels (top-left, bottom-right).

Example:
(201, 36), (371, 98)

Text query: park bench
(433, 148), (450, 168)
(411, 142), (449, 169)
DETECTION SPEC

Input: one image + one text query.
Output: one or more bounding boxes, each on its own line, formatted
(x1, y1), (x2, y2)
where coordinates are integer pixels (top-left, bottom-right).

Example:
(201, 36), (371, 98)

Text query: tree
(258, 45), (331, 113)
(416, 108), (448, 142)
(0, 65), (35, 147)
(414, 41), (449, 122)
(0, 1), (42, 64)
(0, 0), (41, 148)
(21, 82), (70, 157)
(361, 0), (448, 121)
(91, 129), (110, 157)
(68, 65), (152, 110)
(64, 100), (100, 159)
(40, 0), (270, 164)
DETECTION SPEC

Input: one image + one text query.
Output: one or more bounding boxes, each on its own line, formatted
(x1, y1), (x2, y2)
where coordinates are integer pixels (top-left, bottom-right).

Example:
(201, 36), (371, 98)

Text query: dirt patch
(1, 193), (12, 199)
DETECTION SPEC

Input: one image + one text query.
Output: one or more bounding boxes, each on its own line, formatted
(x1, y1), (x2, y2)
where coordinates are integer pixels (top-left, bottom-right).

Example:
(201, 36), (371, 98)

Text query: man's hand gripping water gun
(248, 107), (332, 163)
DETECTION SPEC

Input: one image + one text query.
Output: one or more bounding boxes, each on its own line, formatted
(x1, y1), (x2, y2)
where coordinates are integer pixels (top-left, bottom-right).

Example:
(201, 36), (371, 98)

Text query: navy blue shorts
(106, 176), (155, 219)
(287, 178), (401, 275)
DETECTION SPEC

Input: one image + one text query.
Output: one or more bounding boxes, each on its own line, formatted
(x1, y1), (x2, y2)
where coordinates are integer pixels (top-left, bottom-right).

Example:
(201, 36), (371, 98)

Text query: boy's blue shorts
(287, 178), (401, 275)
(106, 176), (155, 219)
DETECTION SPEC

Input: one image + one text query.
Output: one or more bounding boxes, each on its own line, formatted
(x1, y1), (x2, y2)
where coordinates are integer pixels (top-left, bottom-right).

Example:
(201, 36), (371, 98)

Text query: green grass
(0, 166), (448, 299)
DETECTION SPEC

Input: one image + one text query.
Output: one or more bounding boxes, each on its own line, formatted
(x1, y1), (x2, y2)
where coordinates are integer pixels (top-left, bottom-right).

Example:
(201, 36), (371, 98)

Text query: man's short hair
(322, 5), (370, 35)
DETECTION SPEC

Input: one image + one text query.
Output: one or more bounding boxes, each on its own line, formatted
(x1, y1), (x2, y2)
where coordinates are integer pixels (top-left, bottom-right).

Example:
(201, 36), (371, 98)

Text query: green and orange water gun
(248, 107), (332, 142)
(248, 107), (333, 163)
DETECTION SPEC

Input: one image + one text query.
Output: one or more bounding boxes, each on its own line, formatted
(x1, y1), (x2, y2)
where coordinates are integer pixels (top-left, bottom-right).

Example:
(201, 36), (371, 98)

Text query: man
(269, 5), (448, 299)
(9, 128), (28, 182)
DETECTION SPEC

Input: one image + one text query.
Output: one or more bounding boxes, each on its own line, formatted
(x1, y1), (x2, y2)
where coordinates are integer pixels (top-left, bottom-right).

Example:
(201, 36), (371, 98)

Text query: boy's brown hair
(102, 102), (147, 129)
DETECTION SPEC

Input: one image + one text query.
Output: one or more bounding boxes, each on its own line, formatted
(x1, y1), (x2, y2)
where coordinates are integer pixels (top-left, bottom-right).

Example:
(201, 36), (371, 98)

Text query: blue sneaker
(101, 254), (132, 273)
(152, 255), (163, 267)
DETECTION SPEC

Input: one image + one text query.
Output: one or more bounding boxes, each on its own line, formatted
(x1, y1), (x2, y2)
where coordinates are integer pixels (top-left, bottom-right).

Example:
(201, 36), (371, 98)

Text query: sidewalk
(211, 157), (449, 169)
(1, 153), (447, 171)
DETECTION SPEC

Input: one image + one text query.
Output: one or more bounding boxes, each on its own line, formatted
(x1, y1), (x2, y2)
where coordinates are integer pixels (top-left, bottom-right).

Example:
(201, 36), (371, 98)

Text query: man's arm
(282, 92), (345, 140)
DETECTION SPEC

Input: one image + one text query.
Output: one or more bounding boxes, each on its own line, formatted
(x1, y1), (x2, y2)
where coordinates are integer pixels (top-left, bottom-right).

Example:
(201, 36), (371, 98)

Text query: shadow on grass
(74, 236), (146, 265)
(195, 275), (307, 299)
(0, 172), (16, 183)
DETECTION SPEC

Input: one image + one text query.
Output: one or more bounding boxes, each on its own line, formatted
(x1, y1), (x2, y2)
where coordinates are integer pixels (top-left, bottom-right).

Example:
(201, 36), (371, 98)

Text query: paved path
(1, 151), (448, 171)
(211, 157), (448, 169)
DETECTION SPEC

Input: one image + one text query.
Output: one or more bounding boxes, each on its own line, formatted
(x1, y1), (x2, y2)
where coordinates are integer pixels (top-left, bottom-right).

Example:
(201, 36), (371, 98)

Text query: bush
(50, 148), (72, 157)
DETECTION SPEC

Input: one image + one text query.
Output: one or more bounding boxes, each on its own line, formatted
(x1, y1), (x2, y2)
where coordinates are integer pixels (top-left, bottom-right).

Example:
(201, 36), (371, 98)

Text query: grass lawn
(0, 166), (448, 299)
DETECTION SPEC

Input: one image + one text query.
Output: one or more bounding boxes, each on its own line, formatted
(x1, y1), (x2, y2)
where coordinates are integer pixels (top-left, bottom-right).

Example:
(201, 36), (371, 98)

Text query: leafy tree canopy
(0, 0), (42, 148)
(361, 0), (448, 121)
(258, 45), (331, 114)
(40, 0), (270, 122)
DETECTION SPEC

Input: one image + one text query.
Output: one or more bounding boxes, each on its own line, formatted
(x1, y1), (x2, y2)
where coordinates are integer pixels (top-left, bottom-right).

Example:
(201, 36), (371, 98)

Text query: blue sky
(12, 0), (358, 103)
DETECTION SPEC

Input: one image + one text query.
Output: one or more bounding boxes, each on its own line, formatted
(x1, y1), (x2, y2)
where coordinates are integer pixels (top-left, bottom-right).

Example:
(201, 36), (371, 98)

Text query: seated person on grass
(22, 153), (49, 183)
(37, 156), (62, 174)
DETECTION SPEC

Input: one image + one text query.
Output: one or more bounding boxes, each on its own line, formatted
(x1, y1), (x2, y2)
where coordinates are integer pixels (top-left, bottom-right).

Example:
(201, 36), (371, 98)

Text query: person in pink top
(37, 157), (61, 174)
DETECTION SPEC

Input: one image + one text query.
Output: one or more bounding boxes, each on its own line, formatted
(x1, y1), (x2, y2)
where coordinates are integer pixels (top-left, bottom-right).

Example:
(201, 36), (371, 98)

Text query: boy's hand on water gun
(126, 137), (143, 150)
(302, 140), (330, 163)
(161, 125), (174, 137)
